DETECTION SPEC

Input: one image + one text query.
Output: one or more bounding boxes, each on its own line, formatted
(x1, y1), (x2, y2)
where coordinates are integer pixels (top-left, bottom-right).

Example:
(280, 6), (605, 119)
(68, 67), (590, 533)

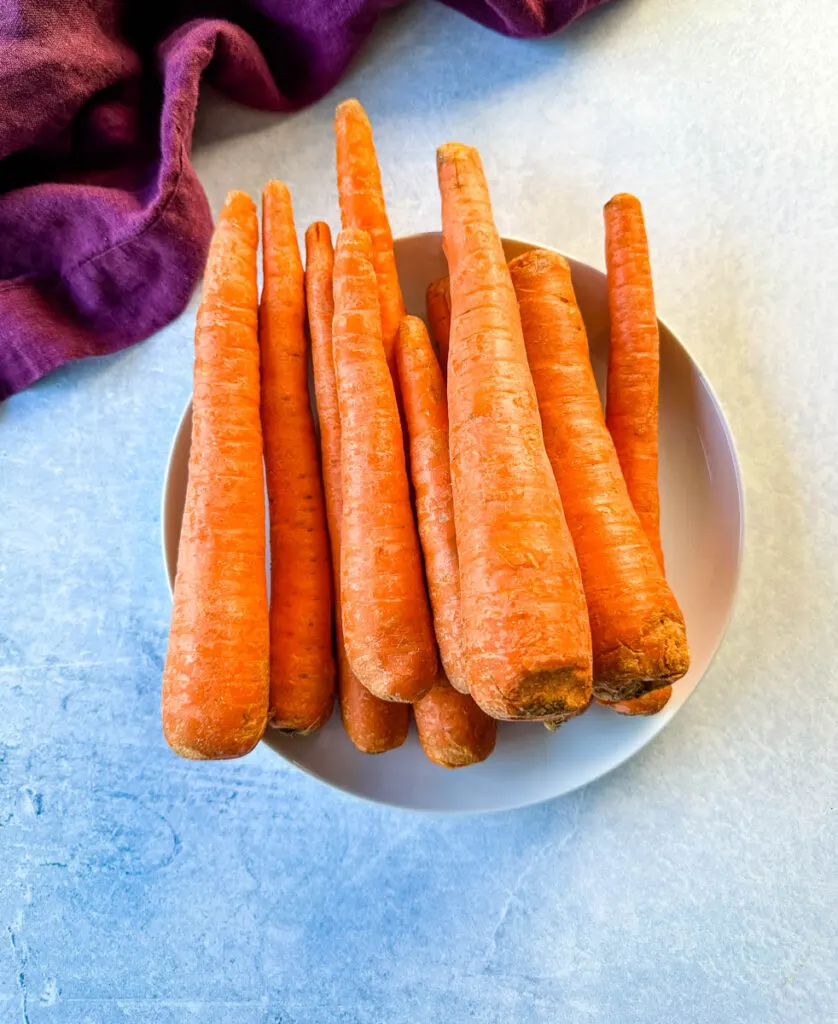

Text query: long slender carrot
(604, 194), (664, 569)
(260, 182), (335, 732)
(305, 222), (408, 752)
(425, 277), (451, 379)
(162, 191), (269, 759)
(509, 248), (689, 703)
(437, 143), (592, 721)
(335, 99), (405, 372)
(414, 675), (497, 768)
(601, 193), (673, 716)
(395, 315), (468, 694)
(332, 228), (437, 702)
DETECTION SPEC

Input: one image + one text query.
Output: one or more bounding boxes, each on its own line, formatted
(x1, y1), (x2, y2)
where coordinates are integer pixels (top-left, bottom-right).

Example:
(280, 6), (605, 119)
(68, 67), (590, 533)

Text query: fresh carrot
(335, 99), (405, 373)
(422, 265), (675, 719)
(425, 277), (451, 379)
(332, 227), (437, 702)
(395, 315), (468, 694)
(602, 194), (674, 716)
(601, 687), (672, 717)
(260, 182), (335, 732)
(414, 675), (497, 768)
(437, 143), (592, 721)
(305, 222), (408, 752)
(509, 248), (689, 703)
(162, 191), (269, 759)
(604, 194), (664, 569)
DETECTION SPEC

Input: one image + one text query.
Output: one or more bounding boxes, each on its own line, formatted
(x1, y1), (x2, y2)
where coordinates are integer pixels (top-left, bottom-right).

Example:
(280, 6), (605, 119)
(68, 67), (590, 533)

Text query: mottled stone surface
(2, 1), (837, 1020)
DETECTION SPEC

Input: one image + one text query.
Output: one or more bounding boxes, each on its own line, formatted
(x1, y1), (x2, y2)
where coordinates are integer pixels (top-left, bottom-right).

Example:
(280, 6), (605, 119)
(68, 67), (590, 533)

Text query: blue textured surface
(2, 1), (837, 1021)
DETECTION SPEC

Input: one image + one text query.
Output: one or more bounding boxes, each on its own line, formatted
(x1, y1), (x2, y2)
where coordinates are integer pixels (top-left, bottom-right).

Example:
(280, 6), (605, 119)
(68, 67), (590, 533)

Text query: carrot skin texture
(260, 182), (335, 732)
(425, 277), (452, 380)
(414, 675), (497, 768)
(395, 316), (468, 694)
(332, 228), (437, 703)
(437, 143), (592, 721)
(335, 99), (405, 371)
(162, 191), (269, 760)
(604, 194), (664, 570)
(602, 194), (673, 715)
(509, 249), (688, 703)
(305, 222), (408, 752)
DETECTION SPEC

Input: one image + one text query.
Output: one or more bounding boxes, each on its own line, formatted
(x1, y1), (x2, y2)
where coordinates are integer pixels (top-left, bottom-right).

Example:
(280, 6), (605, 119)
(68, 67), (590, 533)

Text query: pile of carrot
(162, 100), (689, 767)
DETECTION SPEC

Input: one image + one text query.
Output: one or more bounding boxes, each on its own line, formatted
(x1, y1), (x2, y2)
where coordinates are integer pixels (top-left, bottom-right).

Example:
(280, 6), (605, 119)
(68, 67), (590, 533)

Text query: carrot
(422, 265), (675, 719)
(604, 194), (664, 569)
(425, 277), (451, 379)
(600, 687), (672, 717)
(508, 248), (689, 703)
(332, 227), (437, 702)
(305, 222), (408, 752)
(162, 191), (269, 759)
(395, 315), (468, 694)
(437, 143), (592, 721)
(335, 99), (405, 373)
(259, 182), (335, 732)
(414, 676), (497, 768)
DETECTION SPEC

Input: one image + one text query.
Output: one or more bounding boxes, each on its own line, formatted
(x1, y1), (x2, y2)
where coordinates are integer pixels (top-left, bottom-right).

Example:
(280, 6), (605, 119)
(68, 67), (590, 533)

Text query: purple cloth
(0, 0), (608, 399)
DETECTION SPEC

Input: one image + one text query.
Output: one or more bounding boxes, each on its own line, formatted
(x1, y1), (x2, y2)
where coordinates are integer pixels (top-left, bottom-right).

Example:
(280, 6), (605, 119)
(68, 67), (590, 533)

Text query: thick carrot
(332, 227), (437, 702)
(414, 676), (497, 769)
(425, 277), (451, 379)
(437, 143), (592, 721)
(604, 194), (664, 569)
(335, 99), (405, 372)
(305, 222), (408, 752)
(509, 248), (689, 703)
(395, 315), (468, 694)
(260, 182), (335, 732)
(162, 191), (269, 759)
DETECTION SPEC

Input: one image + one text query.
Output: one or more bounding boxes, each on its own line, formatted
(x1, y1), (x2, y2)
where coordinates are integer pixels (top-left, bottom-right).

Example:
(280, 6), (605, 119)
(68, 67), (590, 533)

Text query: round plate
(161, 232), (743, 814)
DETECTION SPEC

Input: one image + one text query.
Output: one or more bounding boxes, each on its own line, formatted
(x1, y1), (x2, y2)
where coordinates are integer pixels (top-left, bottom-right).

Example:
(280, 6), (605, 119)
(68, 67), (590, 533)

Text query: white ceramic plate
(162, 232), (743, 814)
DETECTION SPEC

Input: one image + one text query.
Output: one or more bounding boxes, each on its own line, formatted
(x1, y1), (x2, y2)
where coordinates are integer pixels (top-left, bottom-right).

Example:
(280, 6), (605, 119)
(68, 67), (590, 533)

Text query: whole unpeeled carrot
(395, 315), (468, 694)
(509, 248), (689, 704)
(305, 222), (408, 752)
(425, 277), (451, 379)
(414, 676), (497, 769)
(335, 99), (405, 372)
(604, 194), (664, 569)
(332, 228), (437, 702)
(162, 191), (269, 759)
(437, 143), (592, 721)
(602, 193), (674, 715)
(260, 182), (335, 732)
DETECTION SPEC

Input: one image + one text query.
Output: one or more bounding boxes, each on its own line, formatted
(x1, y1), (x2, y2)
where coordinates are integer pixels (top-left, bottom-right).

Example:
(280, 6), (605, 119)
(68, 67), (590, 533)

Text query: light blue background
(2, 1), (837, 1021)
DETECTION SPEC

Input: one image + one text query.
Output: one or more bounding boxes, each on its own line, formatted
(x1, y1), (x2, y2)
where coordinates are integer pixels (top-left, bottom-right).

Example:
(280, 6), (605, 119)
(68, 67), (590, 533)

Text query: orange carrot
(335, 99), (405, 373)
(395, 315), (468, 694)
(601, 687), (672, 717)
(604, 194), (664, 569)
(509, 248), (689, 704)
(162, 191), (269, 759)
(425, 277), (451, 379)
(414, 675), (497, 768)
(332, 228), (437, 702)
(260, 182), (335, 732)
(437, 143), (592, 721)
(305, 222), (408, 752)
